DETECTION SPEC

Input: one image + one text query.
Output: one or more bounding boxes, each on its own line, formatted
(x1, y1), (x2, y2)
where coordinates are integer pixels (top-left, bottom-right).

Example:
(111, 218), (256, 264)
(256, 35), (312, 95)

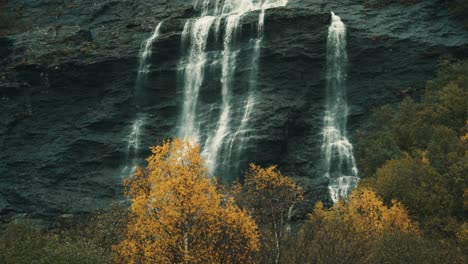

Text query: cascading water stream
(178, 16), (216, 144)
(137, 22), (163, 86)
(202, 15), (241, 173)
(322, 12), (359, 203)
(178, 0), (288, 176)
(121, 22), (162, 178)
(226, 8), (266, 170)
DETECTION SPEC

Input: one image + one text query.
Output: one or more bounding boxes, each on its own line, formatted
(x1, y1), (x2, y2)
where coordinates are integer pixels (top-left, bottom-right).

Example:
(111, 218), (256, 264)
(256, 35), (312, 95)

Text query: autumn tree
(369, 155), (457, 235)
(282, 188), (418, 264)
(113, 139), (259, 264)
(371, 231), (465, 264)
(281, 215), (370, 264)
(232, 164), (303, 264)
(355, 61), (467, 237)
(314, 187), (418, 238)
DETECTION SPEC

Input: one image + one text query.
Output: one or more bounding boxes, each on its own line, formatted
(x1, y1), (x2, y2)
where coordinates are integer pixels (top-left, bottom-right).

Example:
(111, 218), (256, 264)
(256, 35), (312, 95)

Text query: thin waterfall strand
(226, 8), (266, 167)
(202, 15), (241, 174)
(121, 22), (162, 178)
(322, 12), (359, 203)
(178, 16), (217, 144)
(137, 23), (163, 79)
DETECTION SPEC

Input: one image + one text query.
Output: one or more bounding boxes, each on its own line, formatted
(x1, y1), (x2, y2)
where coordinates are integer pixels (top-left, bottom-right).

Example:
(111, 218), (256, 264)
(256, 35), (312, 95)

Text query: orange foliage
(421, 149), (430, 165)
(312, 188), (418, 239)
(113, 139), (259, 264)
(465, 188), (468, 212)
(233, 164), (303, 263)
(233, 164), (303, 225)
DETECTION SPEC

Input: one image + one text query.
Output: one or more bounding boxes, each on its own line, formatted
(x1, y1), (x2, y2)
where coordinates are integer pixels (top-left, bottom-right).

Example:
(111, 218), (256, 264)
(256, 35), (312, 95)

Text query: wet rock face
(0, 0), (466, 219)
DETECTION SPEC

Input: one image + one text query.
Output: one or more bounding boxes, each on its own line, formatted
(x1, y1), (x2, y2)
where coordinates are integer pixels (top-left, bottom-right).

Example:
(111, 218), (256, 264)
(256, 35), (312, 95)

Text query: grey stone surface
(0, 0), (466, 220)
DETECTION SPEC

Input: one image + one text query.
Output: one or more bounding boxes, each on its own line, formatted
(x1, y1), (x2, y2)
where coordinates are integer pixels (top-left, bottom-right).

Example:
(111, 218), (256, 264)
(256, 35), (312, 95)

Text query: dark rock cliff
(0, 0), (466, 220)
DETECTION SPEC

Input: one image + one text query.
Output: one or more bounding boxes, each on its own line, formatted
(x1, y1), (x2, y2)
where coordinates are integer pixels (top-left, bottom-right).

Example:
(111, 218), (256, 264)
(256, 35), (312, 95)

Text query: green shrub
(282, 220), (465, 264)
(0, 204), (128, 263)
(281, 218), (371, 264)
(372, 232), (465, 264)
(355, 61), (467, 237)
(66, 203), (129, 256)
(0, 220), (108, 264)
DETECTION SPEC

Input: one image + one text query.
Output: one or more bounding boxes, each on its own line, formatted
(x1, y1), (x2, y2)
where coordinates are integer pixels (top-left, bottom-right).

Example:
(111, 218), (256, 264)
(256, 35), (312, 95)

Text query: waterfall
(286, 204), (294, 233)
(226, 8), (266, 172)
(178, 16), (216, 144)
(178, 0), (288, 176)
(121, 22), (163, 178)
(202, 15), (241, 173)
(322, 12), (358, 203)
(137, 23), (163, 85)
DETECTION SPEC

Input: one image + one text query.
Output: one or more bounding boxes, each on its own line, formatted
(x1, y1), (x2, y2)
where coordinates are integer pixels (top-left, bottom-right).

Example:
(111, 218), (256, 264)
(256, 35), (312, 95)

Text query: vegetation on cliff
(356, 60), (467, 237)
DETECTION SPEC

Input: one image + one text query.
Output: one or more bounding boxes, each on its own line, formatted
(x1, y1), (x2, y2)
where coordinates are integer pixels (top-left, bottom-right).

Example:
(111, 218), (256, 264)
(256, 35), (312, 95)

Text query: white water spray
(226, 7), (267, 170)
(178, 16), (217, 144)
(121, 22), (163, 178)
(137, 23), (163, 79)
(202, 15), (241, 173)
(322, 12), (359, 203)
(179, 0), (288, 176)
(121, 117), (144, 177)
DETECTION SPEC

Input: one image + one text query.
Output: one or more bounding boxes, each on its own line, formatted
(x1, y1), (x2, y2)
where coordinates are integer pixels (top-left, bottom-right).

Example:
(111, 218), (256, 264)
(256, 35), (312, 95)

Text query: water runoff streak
(322, 12), (358, 203)
(226, 5), (269, 172)
(121, 22), (163, 179)
(179, 0), (288, 176)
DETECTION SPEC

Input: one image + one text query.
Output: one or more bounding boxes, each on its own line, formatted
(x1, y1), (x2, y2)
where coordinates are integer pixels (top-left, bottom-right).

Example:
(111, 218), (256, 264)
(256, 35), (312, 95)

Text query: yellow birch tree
(113, 139), (259, 264)
(232, 164), (303, 264)
(312, 187), (418, 239)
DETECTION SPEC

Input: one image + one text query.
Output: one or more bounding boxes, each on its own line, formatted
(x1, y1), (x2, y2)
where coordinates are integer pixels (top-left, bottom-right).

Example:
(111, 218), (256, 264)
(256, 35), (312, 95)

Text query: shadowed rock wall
(0, 0), (466, 220)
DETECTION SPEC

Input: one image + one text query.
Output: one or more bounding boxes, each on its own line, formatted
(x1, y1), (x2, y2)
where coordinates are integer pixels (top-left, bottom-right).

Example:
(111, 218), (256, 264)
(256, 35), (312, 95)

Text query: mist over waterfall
(121, 22), (163, 179)
(178, 0), (288, 177)
(322, 12), (359, 203)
